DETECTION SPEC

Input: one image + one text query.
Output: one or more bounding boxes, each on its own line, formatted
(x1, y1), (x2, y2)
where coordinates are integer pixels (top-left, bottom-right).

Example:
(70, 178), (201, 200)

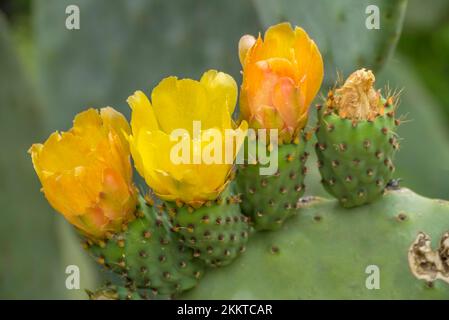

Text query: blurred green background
(0, 0), (447, 299)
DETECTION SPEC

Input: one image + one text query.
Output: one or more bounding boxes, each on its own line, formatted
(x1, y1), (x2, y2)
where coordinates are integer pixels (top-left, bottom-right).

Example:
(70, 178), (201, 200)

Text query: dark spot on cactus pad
(363, 140), (371, 149)
(313, 215), (322, 222)
(396, 212), (407, 222)
(271, 246), (280, 254)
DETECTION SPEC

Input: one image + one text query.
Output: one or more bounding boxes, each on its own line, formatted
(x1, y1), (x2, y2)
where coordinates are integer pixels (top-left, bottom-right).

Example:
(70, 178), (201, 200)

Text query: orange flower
(29, 108), (137, 239)
(239, 22), (324, 142)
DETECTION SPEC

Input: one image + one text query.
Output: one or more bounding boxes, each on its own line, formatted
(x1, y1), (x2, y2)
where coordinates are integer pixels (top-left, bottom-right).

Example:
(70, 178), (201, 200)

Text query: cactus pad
(182, 188), (449, 299)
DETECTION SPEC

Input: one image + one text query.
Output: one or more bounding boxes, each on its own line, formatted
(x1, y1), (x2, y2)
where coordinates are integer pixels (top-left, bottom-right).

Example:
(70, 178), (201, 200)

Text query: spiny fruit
(235, 22), (323, 230)
(315, 68), (400, 208)
(165, 183), (250, 267)
(236, 134), (309, 230)
(87, 196), (204, 298)
(182, 188), (449, 299)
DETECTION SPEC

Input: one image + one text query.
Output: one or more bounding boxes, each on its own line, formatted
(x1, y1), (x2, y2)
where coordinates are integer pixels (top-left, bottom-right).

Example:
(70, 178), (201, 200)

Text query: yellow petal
(127, 90), (159, 135)
(100, 106), (131, 150)
(238, 34), (257, 66)
(262, 22), (296, 61)
(151, 75), (232, 134)
(200, 69), (238, 116)
(294, 26), (324, 108)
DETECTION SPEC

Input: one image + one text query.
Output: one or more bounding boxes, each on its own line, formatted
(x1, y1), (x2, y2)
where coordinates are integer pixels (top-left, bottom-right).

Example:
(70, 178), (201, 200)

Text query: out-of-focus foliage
(398, 0), (449, 125)
(0, 13), (67, 298)
(33, 0), (261, 129)
(253, 0), (407, 88)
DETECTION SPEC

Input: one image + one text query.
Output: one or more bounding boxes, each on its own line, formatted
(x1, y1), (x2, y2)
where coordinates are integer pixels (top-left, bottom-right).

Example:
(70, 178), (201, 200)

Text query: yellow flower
(239, 22), (324, 142)
(29, 108), (137, 239)
(128, 70), (248, 206)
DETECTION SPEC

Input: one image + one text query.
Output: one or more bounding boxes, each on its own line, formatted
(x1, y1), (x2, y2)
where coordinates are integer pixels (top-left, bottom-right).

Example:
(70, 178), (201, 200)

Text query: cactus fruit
(166, 183), (250, 267)
(88, 196), (204, 298)
(182, 188), (449, 299)
(315, 69), (399, 208)
(236, 136), (309, 230)
(235, 23), (323, 230)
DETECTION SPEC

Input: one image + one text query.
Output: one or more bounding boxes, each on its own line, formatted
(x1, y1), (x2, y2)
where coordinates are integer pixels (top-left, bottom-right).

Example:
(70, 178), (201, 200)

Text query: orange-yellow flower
(29, 108), (137, 239)
(239, 22), (324, 142)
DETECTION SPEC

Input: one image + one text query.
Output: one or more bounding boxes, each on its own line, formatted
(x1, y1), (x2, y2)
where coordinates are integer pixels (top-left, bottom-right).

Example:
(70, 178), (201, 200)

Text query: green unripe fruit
(235, 136), (308, 230)
(166, 183), (250, 267)
(87, 196), (204, 297)
(315, 69), (399, 208)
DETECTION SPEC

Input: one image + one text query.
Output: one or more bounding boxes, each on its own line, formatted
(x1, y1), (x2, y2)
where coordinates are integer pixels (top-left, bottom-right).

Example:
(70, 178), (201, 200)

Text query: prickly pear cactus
(88, 196), (204, 298)
(181, 188), (449, 299)
(236, 136), (309, 230)
(315, 69), (399, 207)
(166, 183), (250, 267)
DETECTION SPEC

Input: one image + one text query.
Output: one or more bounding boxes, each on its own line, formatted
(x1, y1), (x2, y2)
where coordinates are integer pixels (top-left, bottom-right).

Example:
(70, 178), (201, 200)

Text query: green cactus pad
(315, 100), (399, 207)
(181, 188), (449, 299)
(88, 197), (204, 297)
(235, 139), (308, 230)
(166, 183), (250, 267)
